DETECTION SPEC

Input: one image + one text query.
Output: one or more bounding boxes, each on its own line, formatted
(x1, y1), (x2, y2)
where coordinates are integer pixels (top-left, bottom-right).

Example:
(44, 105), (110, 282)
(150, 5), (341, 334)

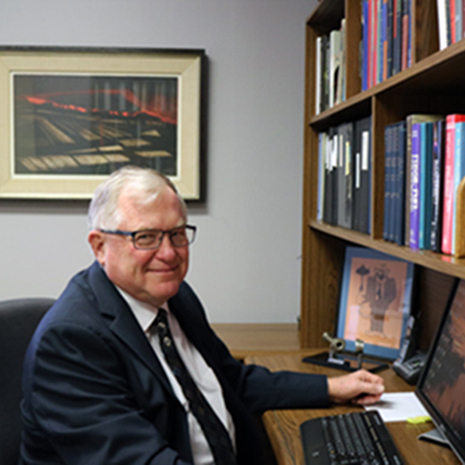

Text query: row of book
(316, 116), (372, 234)
(315, 1), (413, 114)
(314, 19), (346, 115)
(437, 0), (465, 50)
(361, 0), (412, 91)
(383, 114), (465, 255)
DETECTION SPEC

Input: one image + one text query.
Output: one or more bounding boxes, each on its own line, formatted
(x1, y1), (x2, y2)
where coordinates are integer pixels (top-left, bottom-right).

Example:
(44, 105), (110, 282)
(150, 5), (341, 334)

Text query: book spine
(442, 115), (457, 254)
(372, 0), (378, 86)
(430, 120), (444, 252)
(315, 36), (322, 115)
(456, 0), (462, 41)
(384, 125), (392, 240)
(419, 123), (427, 249)
(451, 0), (457, 43)
(409, 122), (421, 249)
(362, 0), (369, 91)
(396, 122), (407, 245)
(437, 0), (449, 49)
(452, 121), (465, 253)
(390, 123), (399, 243)
(401, 0), (409, 70)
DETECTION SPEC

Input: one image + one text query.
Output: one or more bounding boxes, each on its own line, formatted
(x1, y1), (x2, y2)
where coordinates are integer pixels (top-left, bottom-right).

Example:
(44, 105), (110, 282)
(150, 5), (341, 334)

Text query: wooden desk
(245, 351), (461, 465)
(211, 323), (299, 360)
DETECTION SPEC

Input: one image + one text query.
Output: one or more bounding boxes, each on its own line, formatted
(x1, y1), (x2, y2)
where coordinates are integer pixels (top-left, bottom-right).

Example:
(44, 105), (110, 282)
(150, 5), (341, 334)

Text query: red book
(368, 0), (372, 88)
(442, 114), (465, 254)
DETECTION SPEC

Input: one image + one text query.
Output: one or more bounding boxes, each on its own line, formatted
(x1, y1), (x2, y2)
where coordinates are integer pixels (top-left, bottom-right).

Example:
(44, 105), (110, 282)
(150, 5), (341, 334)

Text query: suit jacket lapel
(87, 262), (173, 394)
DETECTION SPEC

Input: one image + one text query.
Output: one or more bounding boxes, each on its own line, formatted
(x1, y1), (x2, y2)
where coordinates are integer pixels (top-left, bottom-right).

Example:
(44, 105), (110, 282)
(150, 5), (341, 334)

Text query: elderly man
(20, 166), (384, 465)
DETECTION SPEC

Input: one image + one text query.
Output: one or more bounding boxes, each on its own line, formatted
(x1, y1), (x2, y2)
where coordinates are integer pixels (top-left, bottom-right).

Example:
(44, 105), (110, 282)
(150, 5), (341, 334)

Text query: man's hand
(327, 369), (384, 405)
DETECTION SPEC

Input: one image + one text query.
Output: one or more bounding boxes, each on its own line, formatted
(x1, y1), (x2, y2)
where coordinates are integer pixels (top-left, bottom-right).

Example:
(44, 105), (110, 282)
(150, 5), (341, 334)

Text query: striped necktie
(152, 309), (237, 465)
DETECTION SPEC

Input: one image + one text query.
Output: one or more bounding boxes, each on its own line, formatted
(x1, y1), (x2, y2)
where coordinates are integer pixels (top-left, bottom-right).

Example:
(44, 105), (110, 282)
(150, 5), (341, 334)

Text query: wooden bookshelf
(301, 0), (465, 348)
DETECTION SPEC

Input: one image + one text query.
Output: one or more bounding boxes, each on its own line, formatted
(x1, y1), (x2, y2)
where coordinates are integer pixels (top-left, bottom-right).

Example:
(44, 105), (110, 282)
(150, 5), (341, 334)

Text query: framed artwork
(336, 246), (415, 360)
(0, 46), (205, 200)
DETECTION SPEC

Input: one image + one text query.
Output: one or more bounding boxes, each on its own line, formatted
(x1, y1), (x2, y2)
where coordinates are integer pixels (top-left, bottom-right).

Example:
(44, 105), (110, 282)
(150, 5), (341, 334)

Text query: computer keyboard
(300, 410), (404, 465)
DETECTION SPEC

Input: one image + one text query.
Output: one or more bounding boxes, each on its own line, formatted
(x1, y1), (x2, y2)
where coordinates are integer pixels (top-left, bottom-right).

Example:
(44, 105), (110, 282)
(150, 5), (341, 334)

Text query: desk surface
(245, 351), (461, 465)
(211, 323), (300, 360)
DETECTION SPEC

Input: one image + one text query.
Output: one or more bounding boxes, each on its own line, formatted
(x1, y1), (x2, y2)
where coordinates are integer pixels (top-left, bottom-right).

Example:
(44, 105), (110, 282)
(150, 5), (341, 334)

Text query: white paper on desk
(364, 392), (429, 422)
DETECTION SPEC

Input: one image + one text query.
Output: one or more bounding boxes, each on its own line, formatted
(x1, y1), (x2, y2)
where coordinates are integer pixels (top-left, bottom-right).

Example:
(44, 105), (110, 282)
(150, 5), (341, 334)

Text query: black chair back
(0, 298), (54, 465)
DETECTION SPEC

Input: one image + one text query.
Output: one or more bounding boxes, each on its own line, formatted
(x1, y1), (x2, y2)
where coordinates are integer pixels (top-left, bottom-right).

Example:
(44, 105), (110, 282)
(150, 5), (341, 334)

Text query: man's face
(89, 185), (189, 307)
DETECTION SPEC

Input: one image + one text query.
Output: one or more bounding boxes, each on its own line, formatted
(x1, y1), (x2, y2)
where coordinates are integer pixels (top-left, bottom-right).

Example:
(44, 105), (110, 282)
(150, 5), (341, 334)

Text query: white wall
(0, 0), (317, 323)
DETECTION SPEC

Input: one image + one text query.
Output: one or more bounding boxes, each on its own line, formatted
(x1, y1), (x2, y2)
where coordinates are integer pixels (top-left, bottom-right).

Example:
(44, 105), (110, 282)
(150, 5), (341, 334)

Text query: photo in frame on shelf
(0, 46), (205, 200)
(336, 246), (415, 361)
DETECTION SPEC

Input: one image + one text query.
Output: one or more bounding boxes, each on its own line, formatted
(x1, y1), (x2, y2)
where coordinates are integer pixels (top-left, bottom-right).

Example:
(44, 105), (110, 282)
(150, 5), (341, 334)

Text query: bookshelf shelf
(300, 0), (465, 348)
(310, 220), (465, 281)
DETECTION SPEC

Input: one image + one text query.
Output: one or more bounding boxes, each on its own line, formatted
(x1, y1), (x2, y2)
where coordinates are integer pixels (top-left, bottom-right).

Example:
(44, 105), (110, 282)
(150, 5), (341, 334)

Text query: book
(340, 121), (354, 228)
(430, 119), (445, 252)
(392, 0), (403, 74)
(393, 121), (407, 245)
(442, 114), (465, 254)
(323, 127), (338, 225)
(329, 28), (342, 108)
(352, 116), (372, 233)
(316, 132), (327, 221)
(384, 124), (394, 240)
(362, 0), (370, 90)
(409, 122), (421, 249)
(452, 119), (465, 254)
(418, 122), (434, 250)
(401, 0), (410, 70)
(315, 36), (322, 115)
(437, 0), (450, 50)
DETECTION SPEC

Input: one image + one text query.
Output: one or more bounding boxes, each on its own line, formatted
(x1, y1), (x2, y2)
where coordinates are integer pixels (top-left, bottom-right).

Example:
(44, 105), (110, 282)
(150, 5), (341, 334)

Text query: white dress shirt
(118, 289), (236, 465)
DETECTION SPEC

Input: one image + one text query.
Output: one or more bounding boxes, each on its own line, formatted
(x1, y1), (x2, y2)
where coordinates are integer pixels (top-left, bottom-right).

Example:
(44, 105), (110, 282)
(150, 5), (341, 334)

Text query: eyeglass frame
(98, 224), (197, 250)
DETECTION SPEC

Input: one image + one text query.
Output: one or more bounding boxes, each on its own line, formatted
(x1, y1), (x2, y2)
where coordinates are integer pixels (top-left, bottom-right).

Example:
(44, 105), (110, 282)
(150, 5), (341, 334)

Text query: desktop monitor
(415, 278), (465, 465)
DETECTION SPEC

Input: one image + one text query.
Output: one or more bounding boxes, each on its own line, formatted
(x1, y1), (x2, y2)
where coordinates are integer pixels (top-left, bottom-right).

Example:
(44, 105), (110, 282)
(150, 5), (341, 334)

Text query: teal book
(452, 121), (465, 254)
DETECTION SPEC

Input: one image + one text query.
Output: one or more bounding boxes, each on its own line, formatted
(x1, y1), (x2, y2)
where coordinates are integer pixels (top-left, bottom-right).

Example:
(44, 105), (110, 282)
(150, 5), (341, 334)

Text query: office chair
(0, 298), (55, 465)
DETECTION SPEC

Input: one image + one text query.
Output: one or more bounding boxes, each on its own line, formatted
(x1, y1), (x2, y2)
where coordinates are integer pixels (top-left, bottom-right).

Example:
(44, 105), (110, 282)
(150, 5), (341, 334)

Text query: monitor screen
(416, 279), (465, 464)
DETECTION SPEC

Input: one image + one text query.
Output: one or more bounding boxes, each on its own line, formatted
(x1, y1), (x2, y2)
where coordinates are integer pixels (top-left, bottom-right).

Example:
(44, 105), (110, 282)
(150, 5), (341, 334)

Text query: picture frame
(0, 46), (205, 200)
(336, 246), (415, 360)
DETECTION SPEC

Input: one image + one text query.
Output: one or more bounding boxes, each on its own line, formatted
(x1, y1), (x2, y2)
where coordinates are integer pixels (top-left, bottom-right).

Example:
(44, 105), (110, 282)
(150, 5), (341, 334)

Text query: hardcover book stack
(361, 0), (412, 91)
(383, 113), (465, 256)
(317, 116), (372, 234)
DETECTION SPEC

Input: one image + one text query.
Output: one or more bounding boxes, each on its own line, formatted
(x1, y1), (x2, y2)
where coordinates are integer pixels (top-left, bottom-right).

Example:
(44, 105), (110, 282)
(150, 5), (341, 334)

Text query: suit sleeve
(22, 322), (192, 465)
(177, 283), (330, 413)
(210, 328), (330, 412)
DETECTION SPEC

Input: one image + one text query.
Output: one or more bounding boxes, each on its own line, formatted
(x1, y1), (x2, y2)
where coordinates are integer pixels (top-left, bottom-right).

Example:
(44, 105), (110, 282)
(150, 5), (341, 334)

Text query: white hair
(87, 166), (187, 230)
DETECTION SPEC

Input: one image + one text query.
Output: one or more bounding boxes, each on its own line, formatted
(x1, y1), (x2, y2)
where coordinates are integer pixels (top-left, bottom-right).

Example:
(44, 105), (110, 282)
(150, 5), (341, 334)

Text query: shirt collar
(116, 286), (167, 333)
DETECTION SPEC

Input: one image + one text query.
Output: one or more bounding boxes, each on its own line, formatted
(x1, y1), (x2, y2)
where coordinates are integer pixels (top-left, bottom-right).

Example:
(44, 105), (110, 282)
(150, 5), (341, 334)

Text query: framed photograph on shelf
(336, 246), (415, 360)
(0, 46), (205, 200)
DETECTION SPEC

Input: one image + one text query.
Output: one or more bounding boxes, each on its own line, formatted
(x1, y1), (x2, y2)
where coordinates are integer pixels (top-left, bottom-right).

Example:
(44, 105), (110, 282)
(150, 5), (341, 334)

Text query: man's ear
(88, 230), (106, 265)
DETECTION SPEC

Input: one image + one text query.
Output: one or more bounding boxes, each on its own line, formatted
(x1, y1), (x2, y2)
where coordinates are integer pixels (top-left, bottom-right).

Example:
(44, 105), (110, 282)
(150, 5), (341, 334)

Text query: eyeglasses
(99, 224), (197, 250)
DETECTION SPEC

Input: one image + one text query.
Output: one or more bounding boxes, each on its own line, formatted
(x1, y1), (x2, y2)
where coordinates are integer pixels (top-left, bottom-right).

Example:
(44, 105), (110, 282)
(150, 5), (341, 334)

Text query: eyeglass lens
(133, 227), (194, 249)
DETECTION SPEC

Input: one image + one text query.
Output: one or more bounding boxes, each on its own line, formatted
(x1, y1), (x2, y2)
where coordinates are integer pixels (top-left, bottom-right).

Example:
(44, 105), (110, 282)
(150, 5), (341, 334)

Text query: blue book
(409, 122), (421, 249)
(418, 122), (433, 250)
(383, 125), (393, 240)
(452, 121), (465, 254)
(394, 121), (407, 245)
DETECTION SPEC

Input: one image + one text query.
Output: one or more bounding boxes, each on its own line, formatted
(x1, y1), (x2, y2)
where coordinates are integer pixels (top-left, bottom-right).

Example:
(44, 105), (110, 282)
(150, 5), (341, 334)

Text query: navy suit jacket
(20, 262), (329, 465)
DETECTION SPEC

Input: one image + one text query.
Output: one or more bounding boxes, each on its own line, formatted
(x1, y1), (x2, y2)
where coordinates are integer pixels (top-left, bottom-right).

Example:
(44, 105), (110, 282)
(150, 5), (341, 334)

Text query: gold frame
(0, 47), (204, 200)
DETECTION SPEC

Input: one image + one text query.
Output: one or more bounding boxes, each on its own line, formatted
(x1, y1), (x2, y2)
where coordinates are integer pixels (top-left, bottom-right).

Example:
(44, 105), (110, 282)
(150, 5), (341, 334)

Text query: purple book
(409, 122), (421, 249)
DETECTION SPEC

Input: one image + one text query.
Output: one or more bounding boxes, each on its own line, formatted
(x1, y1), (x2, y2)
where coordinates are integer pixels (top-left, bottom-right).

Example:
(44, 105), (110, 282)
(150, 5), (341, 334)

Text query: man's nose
(156, 234), (177, 258)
